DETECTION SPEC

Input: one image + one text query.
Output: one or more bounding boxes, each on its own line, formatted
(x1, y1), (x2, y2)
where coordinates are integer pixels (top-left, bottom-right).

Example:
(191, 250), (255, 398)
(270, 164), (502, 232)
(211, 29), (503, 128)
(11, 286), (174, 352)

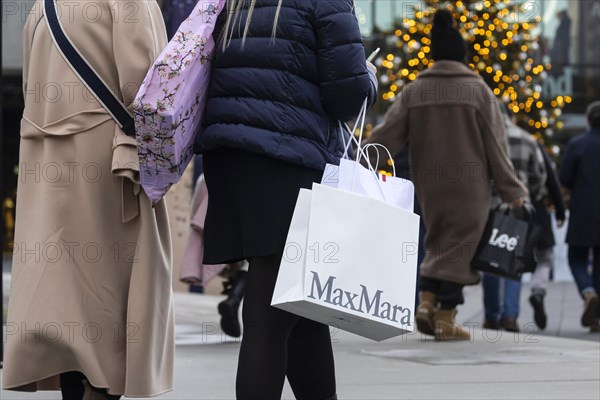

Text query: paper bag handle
(361, 143), (397, 178)
(336, 100), (392, 202)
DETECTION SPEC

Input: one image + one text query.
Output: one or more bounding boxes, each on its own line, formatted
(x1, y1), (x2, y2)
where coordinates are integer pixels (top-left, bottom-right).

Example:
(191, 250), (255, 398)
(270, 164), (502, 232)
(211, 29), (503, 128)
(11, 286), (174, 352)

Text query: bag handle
(43, 0), (135, 136)
(336, 99), (395, 203)
(339, 99), (369, 160)
(338, 101), (397, 179)
(362, 143), (397, 178)
(494, 203), (536, 222)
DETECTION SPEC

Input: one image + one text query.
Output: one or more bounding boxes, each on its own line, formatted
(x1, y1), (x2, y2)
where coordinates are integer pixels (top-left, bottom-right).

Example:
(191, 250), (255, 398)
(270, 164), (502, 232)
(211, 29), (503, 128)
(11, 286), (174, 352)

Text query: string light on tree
(371, 0), (566, 154)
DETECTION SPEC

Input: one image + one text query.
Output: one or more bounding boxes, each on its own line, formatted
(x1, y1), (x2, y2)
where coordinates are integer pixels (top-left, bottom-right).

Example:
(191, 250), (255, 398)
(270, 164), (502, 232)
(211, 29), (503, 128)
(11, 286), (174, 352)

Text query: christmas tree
(369, 0), (567, 155)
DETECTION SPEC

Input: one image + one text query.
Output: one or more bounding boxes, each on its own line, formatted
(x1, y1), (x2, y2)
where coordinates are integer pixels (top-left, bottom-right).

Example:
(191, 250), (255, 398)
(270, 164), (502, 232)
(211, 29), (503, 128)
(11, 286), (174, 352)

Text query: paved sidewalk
(2, 277), (599, 400)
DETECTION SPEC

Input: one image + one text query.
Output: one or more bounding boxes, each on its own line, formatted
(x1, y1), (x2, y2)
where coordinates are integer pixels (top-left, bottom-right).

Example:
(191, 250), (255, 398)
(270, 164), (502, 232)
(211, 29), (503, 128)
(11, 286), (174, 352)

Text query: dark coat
(533, 142), (566, 249)
(195, 0), (377, 170)
(364, 61), (528, 285)
(560, 128), (600, 246)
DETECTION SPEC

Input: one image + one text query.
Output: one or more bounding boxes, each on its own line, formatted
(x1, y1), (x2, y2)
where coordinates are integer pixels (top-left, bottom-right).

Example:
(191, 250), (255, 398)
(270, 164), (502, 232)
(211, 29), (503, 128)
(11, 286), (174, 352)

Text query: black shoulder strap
(43, 0), (135, 136)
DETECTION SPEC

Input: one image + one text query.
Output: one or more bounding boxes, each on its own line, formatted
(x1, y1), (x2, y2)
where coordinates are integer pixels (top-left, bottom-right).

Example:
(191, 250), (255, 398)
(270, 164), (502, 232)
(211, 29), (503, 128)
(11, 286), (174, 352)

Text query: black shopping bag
(472, 206), (540, 280)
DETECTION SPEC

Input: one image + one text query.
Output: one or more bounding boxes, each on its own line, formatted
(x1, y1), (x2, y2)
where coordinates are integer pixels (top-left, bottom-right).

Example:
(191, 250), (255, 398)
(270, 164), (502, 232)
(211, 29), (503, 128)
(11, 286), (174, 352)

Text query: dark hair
(587, 101), (600, 129)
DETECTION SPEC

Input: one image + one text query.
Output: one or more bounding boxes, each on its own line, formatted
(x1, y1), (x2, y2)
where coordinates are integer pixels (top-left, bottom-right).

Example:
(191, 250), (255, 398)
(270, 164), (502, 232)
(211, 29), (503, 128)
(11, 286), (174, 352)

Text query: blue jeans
(567, 246), (600, 299)
(482, 274), (522, 321)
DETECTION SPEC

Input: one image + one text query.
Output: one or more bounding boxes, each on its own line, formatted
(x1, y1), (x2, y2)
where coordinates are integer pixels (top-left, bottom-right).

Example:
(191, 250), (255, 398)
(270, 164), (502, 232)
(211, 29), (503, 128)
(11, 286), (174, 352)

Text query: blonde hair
(222, 0), (283, 50)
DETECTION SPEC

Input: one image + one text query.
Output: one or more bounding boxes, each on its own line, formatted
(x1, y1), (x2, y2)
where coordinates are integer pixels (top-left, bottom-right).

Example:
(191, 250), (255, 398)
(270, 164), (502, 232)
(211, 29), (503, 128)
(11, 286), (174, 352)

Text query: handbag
(271, 101), (421, 342)
(472, 205), (541, 280)
(133, 0), (225, 204)
(44, 0), (226, 204)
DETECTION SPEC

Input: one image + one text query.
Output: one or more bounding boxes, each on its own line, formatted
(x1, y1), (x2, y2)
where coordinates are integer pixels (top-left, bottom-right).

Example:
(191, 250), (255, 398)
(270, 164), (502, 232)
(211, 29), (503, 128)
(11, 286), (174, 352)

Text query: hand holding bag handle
(494, 203), (536, 223)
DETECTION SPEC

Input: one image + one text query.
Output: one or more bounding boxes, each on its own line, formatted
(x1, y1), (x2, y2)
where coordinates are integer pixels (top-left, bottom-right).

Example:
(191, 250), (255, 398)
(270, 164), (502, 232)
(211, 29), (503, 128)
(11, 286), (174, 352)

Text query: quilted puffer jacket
(195, 0), (377, 170)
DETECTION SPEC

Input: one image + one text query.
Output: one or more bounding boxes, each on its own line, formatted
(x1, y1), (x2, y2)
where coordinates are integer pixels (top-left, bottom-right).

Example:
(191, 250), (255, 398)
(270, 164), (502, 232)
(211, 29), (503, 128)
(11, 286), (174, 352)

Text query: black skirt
(202, 147), (323, 264)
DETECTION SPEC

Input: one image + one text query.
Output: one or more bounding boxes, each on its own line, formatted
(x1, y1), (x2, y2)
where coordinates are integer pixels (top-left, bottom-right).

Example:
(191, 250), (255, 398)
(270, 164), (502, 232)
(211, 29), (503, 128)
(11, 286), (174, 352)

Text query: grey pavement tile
(1, 255), (599, 399)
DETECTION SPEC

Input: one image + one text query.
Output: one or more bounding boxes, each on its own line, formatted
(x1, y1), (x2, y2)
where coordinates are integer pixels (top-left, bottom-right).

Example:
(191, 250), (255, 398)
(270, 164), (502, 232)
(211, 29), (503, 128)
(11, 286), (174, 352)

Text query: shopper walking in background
(482, 106), (547, 333)
(528, 142), (566, 330)
(559, 101), (600, 333)
(194, 0), (377, 398)
(3, 1), (173, 399)
(363, 9), (527, 341)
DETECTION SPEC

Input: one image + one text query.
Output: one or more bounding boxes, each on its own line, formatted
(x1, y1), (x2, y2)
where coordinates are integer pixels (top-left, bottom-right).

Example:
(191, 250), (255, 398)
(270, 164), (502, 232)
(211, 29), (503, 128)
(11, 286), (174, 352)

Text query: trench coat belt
(112, 132), (141, 223)
(121, 178), (141, 223)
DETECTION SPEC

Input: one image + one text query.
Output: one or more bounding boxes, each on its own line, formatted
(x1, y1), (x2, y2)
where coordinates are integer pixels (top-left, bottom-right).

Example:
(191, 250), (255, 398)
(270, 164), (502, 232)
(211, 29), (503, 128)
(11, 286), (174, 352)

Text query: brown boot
(434, 309), (471, 342)
(581, 291), (599, 327)
(499, 317), (520, 333)
(416, 291), (437, 336)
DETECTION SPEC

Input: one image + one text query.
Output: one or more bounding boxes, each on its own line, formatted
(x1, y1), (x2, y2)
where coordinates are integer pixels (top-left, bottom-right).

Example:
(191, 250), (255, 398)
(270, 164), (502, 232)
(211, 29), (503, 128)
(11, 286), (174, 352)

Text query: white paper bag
(320, 160), (414, 212)
(321, 163), (340, 189)
(338, 159), (415, 212)
(272, 183), (420, 341)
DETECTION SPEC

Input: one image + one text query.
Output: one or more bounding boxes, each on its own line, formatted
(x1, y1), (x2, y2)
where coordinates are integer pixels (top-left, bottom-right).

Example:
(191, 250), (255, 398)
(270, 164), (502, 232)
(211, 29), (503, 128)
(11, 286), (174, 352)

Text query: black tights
(60, 372), (121, 400)
(236, 255), (336, 400)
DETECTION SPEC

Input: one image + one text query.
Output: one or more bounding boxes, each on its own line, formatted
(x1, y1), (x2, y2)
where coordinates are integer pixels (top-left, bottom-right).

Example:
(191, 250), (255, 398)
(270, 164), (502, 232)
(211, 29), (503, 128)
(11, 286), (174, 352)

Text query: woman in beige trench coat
(3, 1), (173, 398)
(364, 10), (527, 342)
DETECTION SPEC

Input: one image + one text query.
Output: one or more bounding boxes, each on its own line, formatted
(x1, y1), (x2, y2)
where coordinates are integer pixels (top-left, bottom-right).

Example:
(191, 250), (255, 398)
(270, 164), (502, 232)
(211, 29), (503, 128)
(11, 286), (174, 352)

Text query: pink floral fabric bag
(134, 0), (225, 204)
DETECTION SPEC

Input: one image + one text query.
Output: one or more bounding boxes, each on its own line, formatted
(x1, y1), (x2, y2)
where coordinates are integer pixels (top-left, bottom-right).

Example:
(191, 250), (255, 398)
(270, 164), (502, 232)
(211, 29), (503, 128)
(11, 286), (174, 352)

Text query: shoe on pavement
(218, 270), (247, 338)
(581, 291), (599, 327)
(434, 309), (470, 341)
(416, 291), (436, 336)
(590, 321), (600, 333)
(529, 292), (547, 330)
(483, 320), (500, 330)
(499, 317), (520, 333)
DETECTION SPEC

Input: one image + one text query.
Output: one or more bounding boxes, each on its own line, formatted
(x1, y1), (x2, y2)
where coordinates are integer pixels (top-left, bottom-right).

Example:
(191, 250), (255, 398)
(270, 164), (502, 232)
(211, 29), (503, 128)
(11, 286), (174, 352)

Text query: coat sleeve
(314, 0), (375, 122)
(22, 3), (43, 97)
(559, 140), (579, 190)
(110, 0), (167, 109)
(109, 0), (168, 181)
(361, 88), (409, 168)
(477, 94), (528, 203)
(539, 142), (566, 221)
(22, 16), (31, 97)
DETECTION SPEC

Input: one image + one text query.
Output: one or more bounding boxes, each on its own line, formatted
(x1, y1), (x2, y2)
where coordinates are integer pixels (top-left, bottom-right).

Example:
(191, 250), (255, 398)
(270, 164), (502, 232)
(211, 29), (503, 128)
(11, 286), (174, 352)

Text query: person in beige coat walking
(364, 10), (527, 341)
(3, 1), (173, 398)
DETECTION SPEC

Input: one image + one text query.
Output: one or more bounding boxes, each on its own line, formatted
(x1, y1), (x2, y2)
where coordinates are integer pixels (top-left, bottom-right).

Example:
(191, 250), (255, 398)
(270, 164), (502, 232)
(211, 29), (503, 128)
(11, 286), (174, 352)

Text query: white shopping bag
(323, 110), (415, 211)
(321, 160), (414, 212)
(321, 163), (340, 189)
(339, 159), (414, 212)
(271, 183), (420, 341)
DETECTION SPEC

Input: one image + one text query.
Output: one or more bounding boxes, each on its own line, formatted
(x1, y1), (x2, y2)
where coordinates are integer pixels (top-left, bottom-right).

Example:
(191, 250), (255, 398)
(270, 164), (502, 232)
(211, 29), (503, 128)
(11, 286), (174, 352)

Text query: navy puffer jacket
(194, 0), (377, 170)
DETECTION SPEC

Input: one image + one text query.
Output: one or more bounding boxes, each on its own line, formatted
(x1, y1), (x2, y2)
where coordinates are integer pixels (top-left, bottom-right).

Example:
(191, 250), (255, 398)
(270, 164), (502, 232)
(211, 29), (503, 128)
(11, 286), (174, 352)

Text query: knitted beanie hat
(431, 9), (467, 62)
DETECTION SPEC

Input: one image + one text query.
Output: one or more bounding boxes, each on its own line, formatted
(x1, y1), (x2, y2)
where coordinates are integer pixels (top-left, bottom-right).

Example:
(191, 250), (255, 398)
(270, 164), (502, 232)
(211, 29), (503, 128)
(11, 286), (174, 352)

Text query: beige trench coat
(365, 61), (527, 285)
(3, 1), (173, 396)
